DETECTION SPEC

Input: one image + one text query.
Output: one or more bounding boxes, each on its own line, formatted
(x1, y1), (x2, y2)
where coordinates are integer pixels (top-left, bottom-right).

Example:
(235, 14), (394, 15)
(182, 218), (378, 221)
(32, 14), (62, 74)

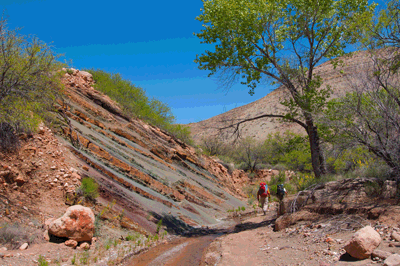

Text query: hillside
(0, 69), (255, 264)
(188, 51), (373, 144)
(60, 69), (252, 228)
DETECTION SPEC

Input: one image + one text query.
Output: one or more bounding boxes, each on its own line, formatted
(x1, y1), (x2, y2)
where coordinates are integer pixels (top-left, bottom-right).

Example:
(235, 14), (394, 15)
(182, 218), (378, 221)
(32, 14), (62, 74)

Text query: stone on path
(372, 250), (392, 260)
(384, 254), (400, 266)
(79, 242), (90, 250)
(19, 243), (28, 250)
(391, 231), (400, 242)
(344, 226), (381, 259)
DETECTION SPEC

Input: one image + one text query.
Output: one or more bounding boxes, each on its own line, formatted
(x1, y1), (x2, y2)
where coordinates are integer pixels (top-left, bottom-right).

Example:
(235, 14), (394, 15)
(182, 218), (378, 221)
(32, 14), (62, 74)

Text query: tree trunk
(306, 117), (327, 179)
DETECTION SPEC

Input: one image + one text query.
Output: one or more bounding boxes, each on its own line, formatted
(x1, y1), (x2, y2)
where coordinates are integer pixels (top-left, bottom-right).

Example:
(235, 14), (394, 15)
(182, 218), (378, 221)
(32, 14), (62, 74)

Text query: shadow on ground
(151, 211), (276, 237)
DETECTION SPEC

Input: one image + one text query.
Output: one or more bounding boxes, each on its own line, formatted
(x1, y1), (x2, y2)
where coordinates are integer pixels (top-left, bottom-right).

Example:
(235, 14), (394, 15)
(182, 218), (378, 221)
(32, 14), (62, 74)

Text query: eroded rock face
(48, 205), (95, 242)
(279, 178), (382, 217)
(344, 226), (382, 260)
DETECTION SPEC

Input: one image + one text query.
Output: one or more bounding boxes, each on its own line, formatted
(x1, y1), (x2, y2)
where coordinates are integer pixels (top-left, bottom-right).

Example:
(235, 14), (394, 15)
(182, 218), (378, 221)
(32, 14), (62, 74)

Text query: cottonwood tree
(194, 0), (374, 178)
(323, 0), (400, 176)
(324, 53), (400, 175)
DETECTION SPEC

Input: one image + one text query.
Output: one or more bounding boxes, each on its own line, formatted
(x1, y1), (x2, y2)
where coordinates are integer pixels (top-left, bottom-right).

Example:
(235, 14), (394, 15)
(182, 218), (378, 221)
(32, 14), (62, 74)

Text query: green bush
(0, 18), (63, 153)
(262, 132), (311, 172)
(126, 233), (140, 241)
(364, 180), (382, 197)
(0, 223), (36, 249)
(38, 255), (48, 266)
(87, 70), (193, 144)
(78, 177), (99, 201)
(156, 219), (163, 235)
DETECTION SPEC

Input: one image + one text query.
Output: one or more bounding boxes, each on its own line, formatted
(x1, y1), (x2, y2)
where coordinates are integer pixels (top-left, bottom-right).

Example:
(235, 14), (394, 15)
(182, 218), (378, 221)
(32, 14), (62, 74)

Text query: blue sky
(1, 0), (385, 124)
(1, 0), (271, 124)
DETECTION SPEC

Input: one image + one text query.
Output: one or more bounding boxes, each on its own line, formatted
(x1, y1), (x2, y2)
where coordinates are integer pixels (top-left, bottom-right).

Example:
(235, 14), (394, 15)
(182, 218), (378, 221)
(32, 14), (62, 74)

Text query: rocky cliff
(59, 69), (249, 230)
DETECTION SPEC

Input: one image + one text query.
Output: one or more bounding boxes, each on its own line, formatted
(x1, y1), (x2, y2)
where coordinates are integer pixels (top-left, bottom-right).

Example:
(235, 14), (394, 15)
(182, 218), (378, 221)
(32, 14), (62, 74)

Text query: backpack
(277, 184), (285, 197)
(259, 183), (269, 197)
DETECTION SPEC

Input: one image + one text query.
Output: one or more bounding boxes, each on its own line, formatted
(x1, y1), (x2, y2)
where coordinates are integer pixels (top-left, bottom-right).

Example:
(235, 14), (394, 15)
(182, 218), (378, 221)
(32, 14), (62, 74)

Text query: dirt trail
(124, 207), (400, 266)
(125, 235), (219, 266)
(124, 211), (270, 266)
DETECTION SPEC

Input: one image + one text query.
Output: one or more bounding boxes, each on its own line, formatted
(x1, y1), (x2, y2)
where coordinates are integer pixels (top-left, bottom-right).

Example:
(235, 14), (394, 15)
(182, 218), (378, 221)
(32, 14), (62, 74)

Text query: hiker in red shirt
(257, 182), (270, 215)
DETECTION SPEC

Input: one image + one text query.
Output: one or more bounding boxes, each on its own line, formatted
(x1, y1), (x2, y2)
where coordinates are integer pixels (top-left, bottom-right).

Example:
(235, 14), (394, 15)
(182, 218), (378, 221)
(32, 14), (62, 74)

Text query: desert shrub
(0, 122), (20, 153)
(38, 255), (48, 266)
(292, 173), (337, 191)
(262, 132), (311, 172)
(200, 135), (228, 156)
(243, 184), (259, 198)
(236, 161), (250, 171)
(0, 223), (39, 249)
(292, 173), (317, 191)
(94, 214), (101, 237)
(364, 180), (383, 197)
(78, 177), (99, 201)
(156, 219), (163, 235)
(232, 137), (266, 173)
(126, 233), (140, 241)
(87, 69), (193, 144)
(0, 18), (63, 153)
(272, 164), (287, 171)
(79, 251), (90, 265)
(269, 171), (286, 187)
(248, 172), (257, 180)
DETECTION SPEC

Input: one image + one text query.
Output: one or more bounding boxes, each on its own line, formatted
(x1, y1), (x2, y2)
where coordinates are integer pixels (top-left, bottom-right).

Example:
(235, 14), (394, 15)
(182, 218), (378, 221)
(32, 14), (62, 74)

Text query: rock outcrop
(59, 69), (248, 228)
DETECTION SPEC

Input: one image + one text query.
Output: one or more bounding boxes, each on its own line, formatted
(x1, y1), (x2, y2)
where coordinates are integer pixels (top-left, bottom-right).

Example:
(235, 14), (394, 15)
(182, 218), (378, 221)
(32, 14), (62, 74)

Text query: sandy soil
(203, 210), (399, 266)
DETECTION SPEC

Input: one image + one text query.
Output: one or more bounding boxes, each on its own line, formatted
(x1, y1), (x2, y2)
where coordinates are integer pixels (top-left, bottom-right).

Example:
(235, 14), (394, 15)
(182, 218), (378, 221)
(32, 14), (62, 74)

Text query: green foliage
(364, 180), (382, 197)
(200, 136), (227, 156)
(79, 251), (89, 265)
(292, 173), (317, 191)
(78, 177), (99, 201)
(87, 70), (193, 144)
(0, 17), (64, 152)
(195, 0), (375, 178)
(323, 88), (400, 175)
(71, 254), (76, 265)
(263, 132), (312, 172)
(126, 233), (140, 241)
(292, 173), (336, 191)
(38, 255), (48, 266)
(156, 219), (163, 235)
(232, 137), (265, 172)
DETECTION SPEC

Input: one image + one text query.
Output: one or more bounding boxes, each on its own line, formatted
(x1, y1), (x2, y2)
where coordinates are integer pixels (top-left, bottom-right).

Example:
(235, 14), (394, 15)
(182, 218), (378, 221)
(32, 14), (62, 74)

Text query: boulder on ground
(79, 242), (90, 250)
(372, 250), (392, 260)
(65, 240), (78, 248)
(391, 231), (400, 242)
(384, 254), (400, 266)
(344, 226), (382, 260)
(48, 205), (95, 242)
(19, 243), (28, 250)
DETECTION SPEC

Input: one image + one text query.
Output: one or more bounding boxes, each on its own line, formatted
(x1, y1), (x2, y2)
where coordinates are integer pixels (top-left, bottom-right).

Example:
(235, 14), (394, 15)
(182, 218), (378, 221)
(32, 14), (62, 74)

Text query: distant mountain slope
(188, 51), (373, 143)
